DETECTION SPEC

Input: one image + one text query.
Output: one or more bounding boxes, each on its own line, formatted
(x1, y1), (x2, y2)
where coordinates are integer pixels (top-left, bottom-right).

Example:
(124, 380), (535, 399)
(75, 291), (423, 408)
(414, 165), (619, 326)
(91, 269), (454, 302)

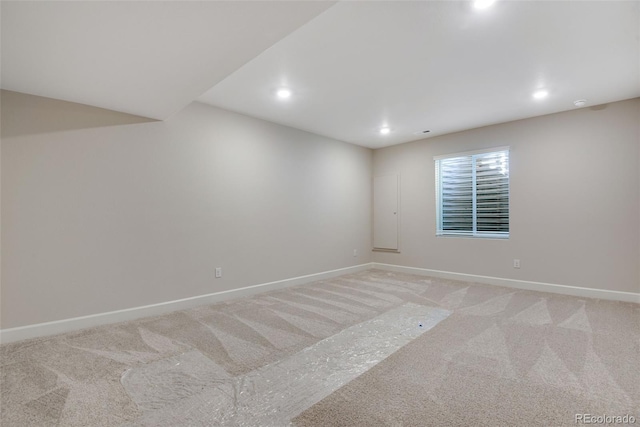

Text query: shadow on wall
(0, 90), (158, 138)
(589, 104), (609, 111)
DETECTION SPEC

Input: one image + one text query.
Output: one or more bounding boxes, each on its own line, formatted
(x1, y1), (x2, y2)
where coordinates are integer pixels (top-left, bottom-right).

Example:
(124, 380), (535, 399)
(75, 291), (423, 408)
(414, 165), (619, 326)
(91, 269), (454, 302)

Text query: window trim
(433, 146), (510, 161)
(434, 147), (510, 239)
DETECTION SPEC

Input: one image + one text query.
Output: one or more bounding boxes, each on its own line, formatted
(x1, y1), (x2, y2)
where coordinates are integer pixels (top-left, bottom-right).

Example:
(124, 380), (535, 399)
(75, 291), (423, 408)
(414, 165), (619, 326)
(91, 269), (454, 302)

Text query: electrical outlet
(513, 259), (520, 269)
(215, 267), (222, 278)
(353, 249), (358, 257)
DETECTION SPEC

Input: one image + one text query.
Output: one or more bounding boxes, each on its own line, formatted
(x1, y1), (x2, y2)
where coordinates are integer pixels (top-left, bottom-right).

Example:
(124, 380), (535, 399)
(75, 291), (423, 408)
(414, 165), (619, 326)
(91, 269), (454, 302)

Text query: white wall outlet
(215, 267), (222, 278)
(513, 259), (520, 269)
(353, 249), (358, 257)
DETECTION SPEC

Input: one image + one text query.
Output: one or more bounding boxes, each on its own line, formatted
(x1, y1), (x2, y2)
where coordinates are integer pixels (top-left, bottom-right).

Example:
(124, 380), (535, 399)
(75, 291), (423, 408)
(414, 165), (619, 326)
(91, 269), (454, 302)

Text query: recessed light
(574, 99), (587, 107)
(474, 0), (496, 10)
(532, 90), (548, 100)
(276, 88), (292, 99)
(379, 127), (391, 135)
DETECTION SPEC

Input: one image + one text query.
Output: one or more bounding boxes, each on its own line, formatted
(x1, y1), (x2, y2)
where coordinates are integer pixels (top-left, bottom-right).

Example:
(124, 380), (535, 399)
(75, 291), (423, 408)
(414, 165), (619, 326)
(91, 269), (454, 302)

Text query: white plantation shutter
(435, 148), (509, 238)
(436, 156), (473, 234)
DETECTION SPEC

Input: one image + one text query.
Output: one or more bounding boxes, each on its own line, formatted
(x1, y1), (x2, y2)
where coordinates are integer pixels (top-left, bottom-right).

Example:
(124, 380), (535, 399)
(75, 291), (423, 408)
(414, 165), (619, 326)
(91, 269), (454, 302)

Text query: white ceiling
(2, 1), (639, 148)
(199, 1), (640, 148)
(0, 1), (334, 120)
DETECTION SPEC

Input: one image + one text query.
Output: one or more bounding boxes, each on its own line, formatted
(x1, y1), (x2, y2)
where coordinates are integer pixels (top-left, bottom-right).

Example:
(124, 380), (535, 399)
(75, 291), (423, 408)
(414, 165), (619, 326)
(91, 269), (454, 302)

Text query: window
(435, 147), (509, 238)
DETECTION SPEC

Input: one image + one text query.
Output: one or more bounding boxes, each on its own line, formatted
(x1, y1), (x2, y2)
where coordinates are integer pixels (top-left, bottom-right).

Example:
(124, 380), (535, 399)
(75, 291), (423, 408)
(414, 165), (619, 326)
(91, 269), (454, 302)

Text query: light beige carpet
(1, 269), (638, 426)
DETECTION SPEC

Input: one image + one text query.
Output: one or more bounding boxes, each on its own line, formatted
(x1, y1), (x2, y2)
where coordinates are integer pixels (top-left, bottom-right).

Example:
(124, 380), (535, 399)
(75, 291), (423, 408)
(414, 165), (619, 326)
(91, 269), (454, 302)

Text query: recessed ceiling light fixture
(474, 0), (496, 10)
(379, 127), (391, 135)
(276, 88), (292, 99)
(532, 90), (549, 100)
(574, 99), (587, 107)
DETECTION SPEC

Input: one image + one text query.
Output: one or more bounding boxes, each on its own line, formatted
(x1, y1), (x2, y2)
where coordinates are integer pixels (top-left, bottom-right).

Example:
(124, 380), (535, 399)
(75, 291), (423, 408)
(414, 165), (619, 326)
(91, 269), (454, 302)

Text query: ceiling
(0, 1), (334, 120)
(2, 1), (639, 148)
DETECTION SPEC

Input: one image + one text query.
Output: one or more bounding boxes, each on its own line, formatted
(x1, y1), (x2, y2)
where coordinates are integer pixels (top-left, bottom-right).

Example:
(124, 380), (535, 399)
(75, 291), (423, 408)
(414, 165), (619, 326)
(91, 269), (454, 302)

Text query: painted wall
(1, 91), (372, 328)
(373, 98), (640, 294)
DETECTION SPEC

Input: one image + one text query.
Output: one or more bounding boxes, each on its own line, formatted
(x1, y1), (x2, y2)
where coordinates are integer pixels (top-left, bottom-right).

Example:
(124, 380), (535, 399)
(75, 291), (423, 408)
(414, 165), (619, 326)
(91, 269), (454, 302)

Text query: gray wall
(2, 91), (638, 330)
(373, 98), (640, 294)
(1, 91), (373, 328)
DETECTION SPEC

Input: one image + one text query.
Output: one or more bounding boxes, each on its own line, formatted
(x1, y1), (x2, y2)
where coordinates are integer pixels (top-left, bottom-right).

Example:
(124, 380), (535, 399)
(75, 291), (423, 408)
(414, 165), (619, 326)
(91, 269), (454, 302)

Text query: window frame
(434, 146), (510, 239)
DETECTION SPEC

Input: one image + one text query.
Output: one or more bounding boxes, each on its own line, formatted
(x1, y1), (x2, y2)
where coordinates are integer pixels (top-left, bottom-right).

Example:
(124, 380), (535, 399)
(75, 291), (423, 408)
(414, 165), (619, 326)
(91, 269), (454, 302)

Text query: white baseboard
(0, 263), (373, 344)
(3, 262), (637, 344)
(372, 263), (640, 304)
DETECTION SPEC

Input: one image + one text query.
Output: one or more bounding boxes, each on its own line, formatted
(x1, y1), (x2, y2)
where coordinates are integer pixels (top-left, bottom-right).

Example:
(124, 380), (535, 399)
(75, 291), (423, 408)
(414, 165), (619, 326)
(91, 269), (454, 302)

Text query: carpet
(293, 274), (640, 426)
(1, 269), (638, 426)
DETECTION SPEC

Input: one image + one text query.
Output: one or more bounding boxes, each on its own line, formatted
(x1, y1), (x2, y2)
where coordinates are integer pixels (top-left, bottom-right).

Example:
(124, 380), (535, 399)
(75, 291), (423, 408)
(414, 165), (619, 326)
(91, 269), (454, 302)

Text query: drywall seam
(0, 263), (373, 344)
(372, 263), (640, 303)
